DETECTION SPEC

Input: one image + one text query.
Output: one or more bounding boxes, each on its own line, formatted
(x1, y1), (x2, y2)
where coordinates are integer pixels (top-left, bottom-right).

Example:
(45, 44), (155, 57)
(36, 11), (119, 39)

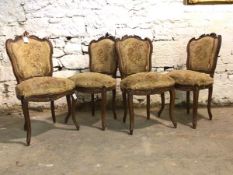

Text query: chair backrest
(187, 33), (222, 77)
(89, 35), (117, 77)
(116, 35), (152, 78)
(6, 32), (53, 83)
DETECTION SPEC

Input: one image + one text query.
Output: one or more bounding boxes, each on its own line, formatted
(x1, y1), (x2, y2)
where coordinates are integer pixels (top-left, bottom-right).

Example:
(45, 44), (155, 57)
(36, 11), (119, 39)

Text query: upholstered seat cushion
(168, 70), (213, 86)
(16, 77), (75, 98)
(69, 72), (116, 89)
(120, 72), (175, 90)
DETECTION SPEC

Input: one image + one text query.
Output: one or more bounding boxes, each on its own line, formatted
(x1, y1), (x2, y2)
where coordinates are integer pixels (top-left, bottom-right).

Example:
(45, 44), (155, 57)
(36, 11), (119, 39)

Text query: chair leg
(207, 86), (213, 120)
(146, 95), (150, 120)
(158, 93), (165, 117)
(21, 99), (31, 146)
(51, 101), (56, 123)
(193, 87), (199, 129)
(64, 95), (71, 124)
(71, 96), (79, 130)
(186, 91), (190, 114)
(128, 91), (134, 135)
(112, 89), (117, 120)
(122, 91), (128, 123)
(169, 89), (177, 128)
(91, 93), (95, 117)
(101, 88), (107, 130)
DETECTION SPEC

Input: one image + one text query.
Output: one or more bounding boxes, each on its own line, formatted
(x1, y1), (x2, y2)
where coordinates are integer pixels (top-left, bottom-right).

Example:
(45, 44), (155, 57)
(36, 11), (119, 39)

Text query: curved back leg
(158, 93), (165, 117)
(112, 89), (117, 119)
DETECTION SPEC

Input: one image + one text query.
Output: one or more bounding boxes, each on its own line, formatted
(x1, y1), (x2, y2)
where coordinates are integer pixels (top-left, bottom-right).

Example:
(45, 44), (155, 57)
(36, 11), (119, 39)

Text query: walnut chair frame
(6, 32), (79, 146)
(116, 35), (176, 135)
(165, 33), (222, 129)
(65, 34), (117, 130)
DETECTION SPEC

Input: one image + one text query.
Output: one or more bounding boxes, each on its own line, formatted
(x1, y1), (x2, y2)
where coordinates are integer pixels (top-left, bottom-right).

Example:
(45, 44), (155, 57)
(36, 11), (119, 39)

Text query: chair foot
(26, 138), (31, 146)
(129, 130), (133, 135)
(193, 123), (197, 129)
(173, 122), (177, 128)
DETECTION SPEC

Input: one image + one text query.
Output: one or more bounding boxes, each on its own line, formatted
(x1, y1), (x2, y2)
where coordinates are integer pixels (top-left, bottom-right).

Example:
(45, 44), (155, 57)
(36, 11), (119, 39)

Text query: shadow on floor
(0, 104), (210, 145)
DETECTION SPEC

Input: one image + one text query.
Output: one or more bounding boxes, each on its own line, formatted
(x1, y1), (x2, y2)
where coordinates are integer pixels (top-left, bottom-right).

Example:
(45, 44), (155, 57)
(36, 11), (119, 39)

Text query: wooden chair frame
(65, 34), (117, 130)
(116, 35), (177, 134)
(6, 32), (79, 145)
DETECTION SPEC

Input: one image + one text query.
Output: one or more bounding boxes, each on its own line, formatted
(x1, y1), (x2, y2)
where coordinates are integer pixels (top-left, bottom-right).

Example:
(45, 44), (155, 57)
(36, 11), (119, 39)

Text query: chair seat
(168, 70), (213, 86)
(120, 72), (175, 90)
(69, 72), (116, 89)
(16, 77), (75, 98)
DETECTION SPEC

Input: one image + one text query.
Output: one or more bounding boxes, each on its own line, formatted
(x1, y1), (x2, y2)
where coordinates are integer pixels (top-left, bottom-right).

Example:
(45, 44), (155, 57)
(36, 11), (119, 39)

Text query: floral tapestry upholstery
(69, 72), (116, 89)
(6, 37), (52, 82)
(116, 37), (152, 76)
(168, 70), (213, 86)
(120, 72), (175, 90)
(16, 77), (75, 98)
(188, 36), (219, 72)
(90, 38), (117, 75)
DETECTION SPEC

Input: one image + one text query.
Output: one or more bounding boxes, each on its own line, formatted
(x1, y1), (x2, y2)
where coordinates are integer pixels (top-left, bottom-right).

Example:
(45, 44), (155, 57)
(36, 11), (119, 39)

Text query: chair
(5, 32), (79, 146)
(168, 33), (222, 129)
(116, 35), (177, 135)
(65, 34), (117, 130)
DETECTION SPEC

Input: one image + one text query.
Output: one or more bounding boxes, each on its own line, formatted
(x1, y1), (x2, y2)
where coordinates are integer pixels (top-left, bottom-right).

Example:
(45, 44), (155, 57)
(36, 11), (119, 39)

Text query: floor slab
(0, 106), (233, 175)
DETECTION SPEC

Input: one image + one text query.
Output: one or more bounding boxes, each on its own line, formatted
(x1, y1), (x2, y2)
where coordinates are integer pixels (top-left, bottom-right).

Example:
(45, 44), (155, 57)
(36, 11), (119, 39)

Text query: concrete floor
(0, 105), (233, 175)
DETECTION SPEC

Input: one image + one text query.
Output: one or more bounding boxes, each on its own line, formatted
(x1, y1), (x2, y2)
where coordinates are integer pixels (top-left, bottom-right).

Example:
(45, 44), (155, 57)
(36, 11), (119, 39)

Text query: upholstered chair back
(89, 36), (117, 77)
(6, 33), (53, 83)
(187, 33), (221, 76)
(116, 36), (152, 78)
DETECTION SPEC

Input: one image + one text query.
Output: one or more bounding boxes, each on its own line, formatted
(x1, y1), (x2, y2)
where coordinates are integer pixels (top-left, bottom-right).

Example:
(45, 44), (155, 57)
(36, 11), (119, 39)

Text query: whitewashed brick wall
(0, 0), (233, 108)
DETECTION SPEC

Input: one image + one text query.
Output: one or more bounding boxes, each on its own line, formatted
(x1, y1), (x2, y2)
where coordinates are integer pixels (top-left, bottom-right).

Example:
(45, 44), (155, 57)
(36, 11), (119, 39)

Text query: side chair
(6, 32), (79, 145)
(116, 35), (177, 135)
(65, 34), (117, 130)
(168, 33), (222, 129)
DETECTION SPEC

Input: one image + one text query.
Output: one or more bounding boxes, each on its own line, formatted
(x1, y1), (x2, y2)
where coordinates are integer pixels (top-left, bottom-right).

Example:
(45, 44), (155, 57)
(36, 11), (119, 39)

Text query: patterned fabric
(69, 72), (116, 89)
(90, 39), (117, 74)
(188, 36), (219, 72)
(6, 37), (52, 82)
(116, 37), (152, 76)
(168, 70), (213, 86)
(16, 77), (75, 98)
(120, 72), (175, 90)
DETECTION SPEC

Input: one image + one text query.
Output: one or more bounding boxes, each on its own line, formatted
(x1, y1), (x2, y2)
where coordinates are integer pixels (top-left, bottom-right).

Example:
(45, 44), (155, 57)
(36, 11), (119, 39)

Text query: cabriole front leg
(169, 89), (177, 128)
(207, 86), (213, 120)
(128, 91), (134, 135)
(21, 98), (31, 146)
(71, 96), (79, 130)
(101, 88), (107, 130)
(122, 90), (127, 123)
(192, 87), (199, 129)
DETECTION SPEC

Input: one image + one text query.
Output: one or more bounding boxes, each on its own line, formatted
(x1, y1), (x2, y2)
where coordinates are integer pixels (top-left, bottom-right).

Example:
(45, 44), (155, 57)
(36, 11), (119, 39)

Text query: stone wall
(1, 0), (233, 108)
